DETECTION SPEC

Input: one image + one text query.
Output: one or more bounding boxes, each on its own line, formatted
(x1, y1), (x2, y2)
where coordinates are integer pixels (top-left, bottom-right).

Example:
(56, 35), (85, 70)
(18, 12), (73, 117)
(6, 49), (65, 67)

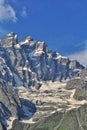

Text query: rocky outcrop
(0, 32), (84, 88)
(66, 68), (87, 100)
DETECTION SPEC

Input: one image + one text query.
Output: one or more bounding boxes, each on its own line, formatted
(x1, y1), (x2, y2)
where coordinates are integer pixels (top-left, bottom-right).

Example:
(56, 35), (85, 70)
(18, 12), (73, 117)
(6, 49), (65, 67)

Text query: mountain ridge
(0, 32), (84, 88)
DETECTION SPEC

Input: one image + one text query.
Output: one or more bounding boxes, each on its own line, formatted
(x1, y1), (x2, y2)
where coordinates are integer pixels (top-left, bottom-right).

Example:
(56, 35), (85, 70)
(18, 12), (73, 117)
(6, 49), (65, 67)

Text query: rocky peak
(69, 60), (82, 69)
(6, 32), (17, 39)
(0, 32), (18, 48)
(36, 41), (48, 52)
(19, 36), (34, 46)
(0, 32), (84, 88)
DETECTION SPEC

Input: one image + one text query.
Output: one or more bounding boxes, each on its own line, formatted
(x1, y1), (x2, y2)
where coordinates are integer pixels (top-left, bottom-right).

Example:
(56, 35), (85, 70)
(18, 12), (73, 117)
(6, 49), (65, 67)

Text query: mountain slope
(12, 103), (87, 130)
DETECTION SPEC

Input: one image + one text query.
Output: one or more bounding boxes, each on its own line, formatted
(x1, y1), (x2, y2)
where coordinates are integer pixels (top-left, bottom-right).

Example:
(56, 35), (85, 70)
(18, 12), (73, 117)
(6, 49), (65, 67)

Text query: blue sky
(0, 0), (87, 65)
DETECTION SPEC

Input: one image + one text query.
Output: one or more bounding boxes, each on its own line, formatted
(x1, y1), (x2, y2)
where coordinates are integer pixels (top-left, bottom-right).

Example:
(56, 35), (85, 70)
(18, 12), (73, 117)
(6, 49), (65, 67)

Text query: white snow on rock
(14, 44), (20, 48)
(23, 67), (32, 72)
(7, 117), (16, 130)
(19, 39), (29, 45)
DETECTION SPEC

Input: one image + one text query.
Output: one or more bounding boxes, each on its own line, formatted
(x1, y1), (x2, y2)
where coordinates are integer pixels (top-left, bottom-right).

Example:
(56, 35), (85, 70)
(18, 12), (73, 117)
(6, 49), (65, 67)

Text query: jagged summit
(0, 32), (84, 88)
(6, 32), (17, 37)
(0, 32), (18, 48)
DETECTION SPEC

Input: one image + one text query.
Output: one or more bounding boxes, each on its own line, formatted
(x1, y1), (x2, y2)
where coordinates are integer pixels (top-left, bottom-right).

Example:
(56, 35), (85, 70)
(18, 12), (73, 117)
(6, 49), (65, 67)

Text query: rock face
(0, 78), (36, 130)
(0, 78), (20, 129)
(66, 68), (87, 100)
(0, 32), (84, 88)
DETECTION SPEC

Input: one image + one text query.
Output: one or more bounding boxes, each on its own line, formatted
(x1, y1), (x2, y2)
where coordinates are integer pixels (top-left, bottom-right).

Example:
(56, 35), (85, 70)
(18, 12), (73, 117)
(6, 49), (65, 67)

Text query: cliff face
(0, 78), (20, 130)
(0, 78), (36, 130)
(0, 32), (84, 88)
(66, 68), (87, 100)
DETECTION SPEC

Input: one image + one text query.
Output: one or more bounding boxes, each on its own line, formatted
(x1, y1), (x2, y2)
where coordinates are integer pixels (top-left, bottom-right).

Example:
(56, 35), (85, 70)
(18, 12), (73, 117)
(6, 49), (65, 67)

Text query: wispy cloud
(0, 0), (17, 22)
(21, 7), (27, 17)
(68, 50), (87, 67)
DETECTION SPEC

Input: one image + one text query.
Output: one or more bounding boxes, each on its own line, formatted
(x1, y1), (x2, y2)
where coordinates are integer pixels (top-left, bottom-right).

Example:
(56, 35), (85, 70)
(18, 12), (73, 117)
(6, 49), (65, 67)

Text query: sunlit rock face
(0, 32), (84, 88)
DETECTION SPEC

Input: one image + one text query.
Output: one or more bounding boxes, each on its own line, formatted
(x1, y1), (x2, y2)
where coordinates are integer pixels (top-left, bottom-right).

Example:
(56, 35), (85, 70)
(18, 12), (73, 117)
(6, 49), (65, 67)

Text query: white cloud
(0, 0), (17, 22)
(68, 50), (87, 67)
(21, 7), (27, 17)
(0, 0), (4, 4)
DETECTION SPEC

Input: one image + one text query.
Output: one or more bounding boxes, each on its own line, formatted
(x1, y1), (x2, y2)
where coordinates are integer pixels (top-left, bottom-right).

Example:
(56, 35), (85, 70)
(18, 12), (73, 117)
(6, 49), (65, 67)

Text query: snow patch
(14, 44), (20, 48)
(7, 33), (13, 37)
(23, 67), (32, 72)
(34, 50), (44, 55)
(14, 34), (18, 39)
(73, 68), (81, 72)
(20, 39), (29, 45)
(7, 117), (16, 130)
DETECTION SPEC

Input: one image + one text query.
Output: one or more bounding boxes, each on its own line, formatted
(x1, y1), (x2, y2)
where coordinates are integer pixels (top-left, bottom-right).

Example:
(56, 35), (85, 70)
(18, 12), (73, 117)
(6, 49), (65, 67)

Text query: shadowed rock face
(0, 32), (84, 88)
(0, 79), (36, 130)
(0, 78), (20, 129)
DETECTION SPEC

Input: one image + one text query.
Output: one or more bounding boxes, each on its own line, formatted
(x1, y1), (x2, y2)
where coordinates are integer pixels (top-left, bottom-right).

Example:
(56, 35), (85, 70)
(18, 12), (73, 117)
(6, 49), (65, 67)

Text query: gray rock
(66, 68), (87, 100)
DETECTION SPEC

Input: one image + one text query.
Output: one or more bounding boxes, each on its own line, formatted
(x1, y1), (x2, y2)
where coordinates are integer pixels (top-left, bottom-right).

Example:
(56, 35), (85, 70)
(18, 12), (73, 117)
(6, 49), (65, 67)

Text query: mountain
(0, 32), (86, 130)
(0, 32), (84, 88)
